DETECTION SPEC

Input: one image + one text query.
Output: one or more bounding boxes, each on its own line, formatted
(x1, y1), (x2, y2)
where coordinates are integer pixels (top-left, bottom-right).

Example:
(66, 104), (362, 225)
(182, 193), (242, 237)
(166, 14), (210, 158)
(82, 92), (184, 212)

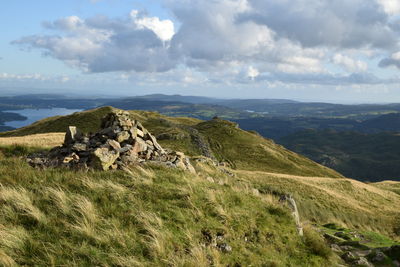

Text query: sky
(1, 0), (400, 103)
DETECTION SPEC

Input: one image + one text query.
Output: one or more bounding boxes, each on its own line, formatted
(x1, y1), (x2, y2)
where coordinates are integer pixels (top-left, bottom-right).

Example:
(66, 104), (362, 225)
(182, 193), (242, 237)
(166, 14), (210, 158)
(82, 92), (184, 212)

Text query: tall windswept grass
(70, 196), (99, 239)
(0, 225), (28, 251)
(136, 211), (168, 259)
(46, 187), (71, 214)
(0, 249), (16, 267)
(0, 226), (29, 267)
(0, 185), (46, 223)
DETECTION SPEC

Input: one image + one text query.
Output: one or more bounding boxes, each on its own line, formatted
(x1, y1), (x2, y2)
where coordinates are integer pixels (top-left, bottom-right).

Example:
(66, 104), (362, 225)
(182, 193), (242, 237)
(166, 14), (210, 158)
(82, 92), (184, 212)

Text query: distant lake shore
(3, 108), (82, 129)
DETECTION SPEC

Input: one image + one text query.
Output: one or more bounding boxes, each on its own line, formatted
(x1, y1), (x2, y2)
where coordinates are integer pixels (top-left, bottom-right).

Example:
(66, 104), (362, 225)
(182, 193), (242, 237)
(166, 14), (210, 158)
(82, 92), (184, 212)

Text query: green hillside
(0, 109), (399, 266)
(0, 107), (342, 178)
(0, 152), (340, 266)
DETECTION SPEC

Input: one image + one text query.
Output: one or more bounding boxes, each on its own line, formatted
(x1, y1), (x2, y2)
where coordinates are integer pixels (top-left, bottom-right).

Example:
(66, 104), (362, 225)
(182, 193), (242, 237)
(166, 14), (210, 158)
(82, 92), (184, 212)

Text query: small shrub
(303, 226), (332, 259)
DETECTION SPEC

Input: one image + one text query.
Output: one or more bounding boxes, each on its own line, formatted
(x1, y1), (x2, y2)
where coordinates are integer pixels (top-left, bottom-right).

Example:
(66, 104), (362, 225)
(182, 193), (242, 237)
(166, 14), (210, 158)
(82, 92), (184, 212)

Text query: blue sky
(1, 0), (400, 103)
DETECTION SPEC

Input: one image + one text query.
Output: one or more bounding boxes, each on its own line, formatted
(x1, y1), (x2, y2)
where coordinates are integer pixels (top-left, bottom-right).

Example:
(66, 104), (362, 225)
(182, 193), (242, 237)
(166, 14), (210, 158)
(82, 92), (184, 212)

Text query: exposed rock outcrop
(27, 110), (195, 173)
(279, 194), (303, 236)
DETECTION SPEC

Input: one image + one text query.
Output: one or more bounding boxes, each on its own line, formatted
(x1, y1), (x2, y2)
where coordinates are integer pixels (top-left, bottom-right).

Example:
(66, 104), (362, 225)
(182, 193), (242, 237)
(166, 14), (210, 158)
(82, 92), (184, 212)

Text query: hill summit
(27, 110), (195, 172)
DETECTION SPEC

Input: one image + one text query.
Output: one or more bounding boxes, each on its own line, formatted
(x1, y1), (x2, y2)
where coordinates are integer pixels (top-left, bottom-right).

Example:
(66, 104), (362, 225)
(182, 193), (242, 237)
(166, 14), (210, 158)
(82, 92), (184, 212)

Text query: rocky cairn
(27, 111), (195, 173)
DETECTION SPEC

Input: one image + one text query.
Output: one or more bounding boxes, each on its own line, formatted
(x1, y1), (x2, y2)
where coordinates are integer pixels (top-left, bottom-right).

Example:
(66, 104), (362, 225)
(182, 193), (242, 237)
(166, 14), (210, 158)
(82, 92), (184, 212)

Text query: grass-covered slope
(0, 146), (399, 266)
(0, 107), (342, 178)
(237, 170), (400, 236)
(373, 181), (400, 195)
(193, 118), (341, 177)
(0, 151), (335, 266)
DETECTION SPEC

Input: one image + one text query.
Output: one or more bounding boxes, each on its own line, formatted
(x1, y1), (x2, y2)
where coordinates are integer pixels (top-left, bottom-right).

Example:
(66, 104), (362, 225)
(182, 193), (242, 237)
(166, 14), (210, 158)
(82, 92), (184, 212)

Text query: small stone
(132, 138), (147, 153)
(121, 153), (138, 164)
(148, 133), (163, 151)
(354, 257), (373, 267)
(116, 131), (130, 143)
(252, 188), (260, 196)
(137, 129), (144, 137)
(217, 243), (232, 253)
(64, 126), (82, 145)
(63, 156), (74, 163)
(168, 155), (177, 162)
(174, 158), (186, 169)
(119, 144), (133, 153)
(129, 127), (138, 139)
(206, 176), (215, 183)
(99, 127), (115, 137)
(184, 158), (196, 173)
(108, 139), (121, 151)
(342, 251), (359, 262)
(111, 164), (118, 170)
(145, 140), (153, 146)
(72, 143), (87, 152)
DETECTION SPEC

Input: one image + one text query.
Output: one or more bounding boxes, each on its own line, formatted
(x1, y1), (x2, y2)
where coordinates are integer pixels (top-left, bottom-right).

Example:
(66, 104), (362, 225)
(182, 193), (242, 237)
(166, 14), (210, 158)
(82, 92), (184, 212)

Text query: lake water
(4, 108), (82, 129)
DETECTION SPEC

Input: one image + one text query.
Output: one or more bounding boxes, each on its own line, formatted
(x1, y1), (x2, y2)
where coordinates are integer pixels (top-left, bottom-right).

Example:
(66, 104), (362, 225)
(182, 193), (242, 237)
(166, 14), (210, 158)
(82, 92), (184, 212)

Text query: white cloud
(131, 10), (175, 42)
(14, 12), (176, 73)
(11, 0), (400, 87)
(377, 0), (400, 15)
(333, 54), (368, 72)
(247, 66), (259, 80)
(239, 0), (396, 49)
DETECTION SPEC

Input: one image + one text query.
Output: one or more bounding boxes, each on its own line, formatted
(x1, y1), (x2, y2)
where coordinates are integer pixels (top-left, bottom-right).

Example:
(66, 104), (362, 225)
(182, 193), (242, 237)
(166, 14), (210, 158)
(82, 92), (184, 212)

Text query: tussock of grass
(303, 225), (332, 259)
(0, 249), (16, 267)
(0, 186), (46, 223)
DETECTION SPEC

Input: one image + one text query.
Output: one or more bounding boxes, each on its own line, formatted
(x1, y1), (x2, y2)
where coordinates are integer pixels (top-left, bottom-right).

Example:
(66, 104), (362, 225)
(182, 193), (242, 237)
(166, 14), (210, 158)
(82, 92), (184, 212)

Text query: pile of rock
(27, 111), (195, 173)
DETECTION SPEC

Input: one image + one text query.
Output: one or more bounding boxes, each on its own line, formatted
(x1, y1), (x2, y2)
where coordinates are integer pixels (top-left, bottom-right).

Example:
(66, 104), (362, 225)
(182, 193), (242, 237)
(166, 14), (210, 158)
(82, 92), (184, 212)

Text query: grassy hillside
(0, 145), (399, 266)
(0, 108), (399, 266)
(373, 181), (400, 195)
(237, 171), (400, 236)
(0, 107), (342, 178)
(0, 107), (114, 137)
(0, 149), (338, 266)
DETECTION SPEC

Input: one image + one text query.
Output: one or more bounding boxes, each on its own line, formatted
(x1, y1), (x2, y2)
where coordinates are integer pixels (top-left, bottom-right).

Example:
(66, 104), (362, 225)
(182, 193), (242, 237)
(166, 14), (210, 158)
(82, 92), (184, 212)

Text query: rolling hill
(0, 107), (341, 178)
(0, 107), (399, 266)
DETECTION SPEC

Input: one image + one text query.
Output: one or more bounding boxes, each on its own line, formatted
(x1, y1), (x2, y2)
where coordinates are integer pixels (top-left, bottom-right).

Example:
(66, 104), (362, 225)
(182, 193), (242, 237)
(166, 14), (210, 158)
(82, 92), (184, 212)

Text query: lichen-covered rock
(27, 110), (196, 173)
(91, 147), (120, 171)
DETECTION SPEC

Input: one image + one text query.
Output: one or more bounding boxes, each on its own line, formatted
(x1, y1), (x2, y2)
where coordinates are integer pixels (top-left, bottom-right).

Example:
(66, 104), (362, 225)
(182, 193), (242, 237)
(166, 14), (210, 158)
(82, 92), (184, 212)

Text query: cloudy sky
(1, 0), (400, 102)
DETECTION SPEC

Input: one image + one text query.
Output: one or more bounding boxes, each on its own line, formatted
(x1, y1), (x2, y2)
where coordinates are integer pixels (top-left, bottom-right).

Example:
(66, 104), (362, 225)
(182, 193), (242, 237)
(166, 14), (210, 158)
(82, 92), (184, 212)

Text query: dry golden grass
(0, 133), (64, 148)
(236, 169), (400, 234)
(0, 186), (46, 223)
